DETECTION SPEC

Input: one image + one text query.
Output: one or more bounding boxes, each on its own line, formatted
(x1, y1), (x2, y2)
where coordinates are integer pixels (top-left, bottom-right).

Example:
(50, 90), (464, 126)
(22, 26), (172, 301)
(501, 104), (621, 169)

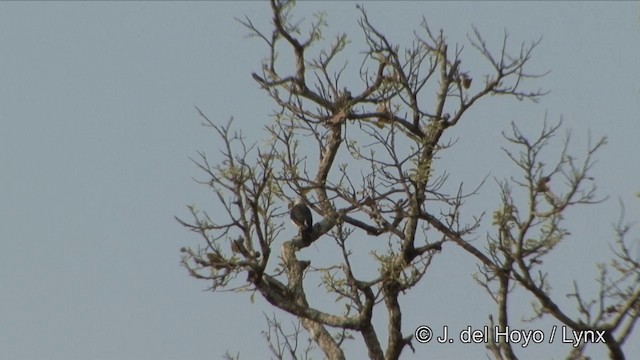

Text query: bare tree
(177, 1), (639, 359)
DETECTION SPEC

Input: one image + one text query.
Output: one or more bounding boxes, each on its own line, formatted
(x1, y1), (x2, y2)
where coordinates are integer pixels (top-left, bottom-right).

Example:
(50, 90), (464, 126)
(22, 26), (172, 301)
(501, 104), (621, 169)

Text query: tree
(177, 1), (640, 359)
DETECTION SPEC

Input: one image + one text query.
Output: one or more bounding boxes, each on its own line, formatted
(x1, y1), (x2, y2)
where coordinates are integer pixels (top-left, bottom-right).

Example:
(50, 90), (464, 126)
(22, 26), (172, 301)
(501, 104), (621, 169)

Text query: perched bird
(459, 72), (472, 89)
(290, 196), (313, 235)
(537, 176), (551, 192)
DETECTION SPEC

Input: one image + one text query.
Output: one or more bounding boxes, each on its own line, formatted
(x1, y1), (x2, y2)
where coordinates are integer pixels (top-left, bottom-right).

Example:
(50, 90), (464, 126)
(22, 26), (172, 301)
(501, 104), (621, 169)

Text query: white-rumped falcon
(290, 196), (313, 235)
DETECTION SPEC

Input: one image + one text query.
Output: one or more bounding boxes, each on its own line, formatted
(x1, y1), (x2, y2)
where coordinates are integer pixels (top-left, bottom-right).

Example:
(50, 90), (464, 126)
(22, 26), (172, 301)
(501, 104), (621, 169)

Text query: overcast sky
(1, 2), (639, 360)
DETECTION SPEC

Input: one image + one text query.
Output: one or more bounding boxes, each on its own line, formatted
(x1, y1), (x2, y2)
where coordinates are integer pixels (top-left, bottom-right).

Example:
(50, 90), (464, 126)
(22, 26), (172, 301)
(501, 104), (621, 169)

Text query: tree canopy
(178, 1), (639, 359)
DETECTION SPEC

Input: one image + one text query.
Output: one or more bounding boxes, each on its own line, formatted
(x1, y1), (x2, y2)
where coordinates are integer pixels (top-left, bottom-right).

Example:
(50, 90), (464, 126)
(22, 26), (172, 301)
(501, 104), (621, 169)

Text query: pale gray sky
(1, 2), (639, 360)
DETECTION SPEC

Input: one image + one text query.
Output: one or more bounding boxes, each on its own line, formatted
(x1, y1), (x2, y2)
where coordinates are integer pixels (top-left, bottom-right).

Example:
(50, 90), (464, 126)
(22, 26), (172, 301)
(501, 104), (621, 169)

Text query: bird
(459, 72), (472, 89)
(290, 196), (313, 235)
(537, 176), (551, 192)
